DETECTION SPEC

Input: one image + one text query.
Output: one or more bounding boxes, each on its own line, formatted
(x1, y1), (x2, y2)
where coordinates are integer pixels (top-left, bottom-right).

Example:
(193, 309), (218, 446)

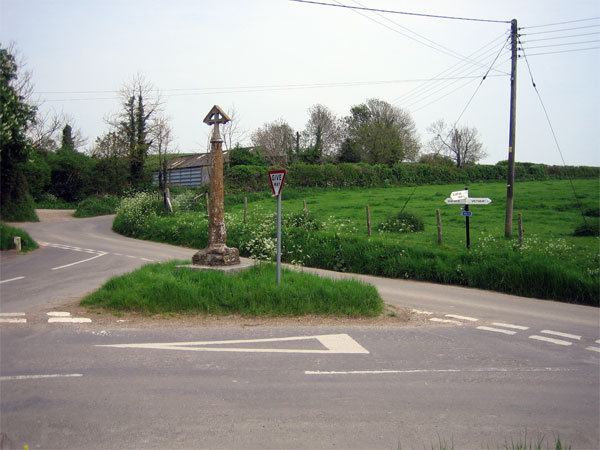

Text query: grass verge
(0, 222), (38, 252)
(81, 261), (383, 317)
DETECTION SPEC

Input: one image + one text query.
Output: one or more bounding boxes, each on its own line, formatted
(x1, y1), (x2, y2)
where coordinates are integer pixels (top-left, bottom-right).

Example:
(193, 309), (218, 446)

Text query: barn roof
(165, 152), (230, 170)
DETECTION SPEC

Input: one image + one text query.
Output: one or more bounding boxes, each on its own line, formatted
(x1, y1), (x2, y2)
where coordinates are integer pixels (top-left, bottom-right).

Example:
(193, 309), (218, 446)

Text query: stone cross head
(203, 105), (231, 142)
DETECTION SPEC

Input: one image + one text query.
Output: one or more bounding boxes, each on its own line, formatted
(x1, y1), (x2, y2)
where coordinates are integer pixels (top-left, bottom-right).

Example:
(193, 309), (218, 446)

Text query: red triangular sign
(269, 170), (286, 196)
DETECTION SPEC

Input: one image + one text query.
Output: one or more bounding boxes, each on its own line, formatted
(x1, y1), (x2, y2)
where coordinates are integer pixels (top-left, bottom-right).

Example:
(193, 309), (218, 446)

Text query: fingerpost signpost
(269, 169), (287, 285)
(444, 188), (492, 249)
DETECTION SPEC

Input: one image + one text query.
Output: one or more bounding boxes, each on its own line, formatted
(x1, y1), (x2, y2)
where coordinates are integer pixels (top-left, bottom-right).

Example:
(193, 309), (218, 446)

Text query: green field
(229, 179), (598, 254)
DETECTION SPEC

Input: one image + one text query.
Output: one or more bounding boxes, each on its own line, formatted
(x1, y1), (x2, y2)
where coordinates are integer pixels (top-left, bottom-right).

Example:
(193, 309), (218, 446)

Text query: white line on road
(0, 373), (83, 381)
(529, 335), (572, 346)
(476, 326), (517, 335)
(445, 314), (478, 322)
(0, 312), (26, 317)
(0, 276), (25, 284)
(48, 318), (92, 323)
(0, 318), (27, 324)
(585, 346), (600, 353)
(140, 258), (155, 262)
(412, 309), (433, 315)
(596, 340), (600, 344)
(492, 322), (529, 330)
(541, 330), (581, 340)
(98, 334), (369, 354)
(51, 253), (106, 270)
(305, 367), (570, 375)
(47, 312), (72, 317)
(429, 318), (463, 325)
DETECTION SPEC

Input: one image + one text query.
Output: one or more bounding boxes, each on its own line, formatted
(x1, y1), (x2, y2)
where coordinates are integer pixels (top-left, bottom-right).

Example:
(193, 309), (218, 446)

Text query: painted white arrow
(97, 333), (369, 354)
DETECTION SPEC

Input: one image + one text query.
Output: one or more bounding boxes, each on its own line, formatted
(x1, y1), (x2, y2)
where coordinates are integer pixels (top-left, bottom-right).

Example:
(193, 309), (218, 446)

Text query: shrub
(574, 221), (599, 237)
(583, 206), (599, 217)
(378, 210), (424, 233)
(74, 195), (120, 218)
(112, 192), (164, 237)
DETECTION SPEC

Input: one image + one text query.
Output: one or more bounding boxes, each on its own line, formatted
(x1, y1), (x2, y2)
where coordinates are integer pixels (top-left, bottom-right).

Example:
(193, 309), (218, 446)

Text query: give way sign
(269, 170), (286, 196)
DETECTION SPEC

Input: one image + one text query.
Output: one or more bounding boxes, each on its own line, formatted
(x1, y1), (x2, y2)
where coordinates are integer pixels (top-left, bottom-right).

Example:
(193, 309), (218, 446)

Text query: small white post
(13, 236), (21, 252)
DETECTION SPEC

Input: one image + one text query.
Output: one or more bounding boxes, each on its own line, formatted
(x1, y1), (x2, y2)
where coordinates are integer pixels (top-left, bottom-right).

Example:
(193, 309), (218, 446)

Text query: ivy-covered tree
(0, 46), (38, 221)
(108, 75), (161, 189)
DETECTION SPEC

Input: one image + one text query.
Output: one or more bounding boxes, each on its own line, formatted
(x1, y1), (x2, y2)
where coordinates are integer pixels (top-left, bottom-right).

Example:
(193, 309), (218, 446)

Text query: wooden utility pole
(505, 19), (518, 238)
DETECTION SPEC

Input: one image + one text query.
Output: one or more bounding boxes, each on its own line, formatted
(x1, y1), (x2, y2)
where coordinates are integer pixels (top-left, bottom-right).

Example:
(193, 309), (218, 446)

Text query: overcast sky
(1, 0), (598, 166)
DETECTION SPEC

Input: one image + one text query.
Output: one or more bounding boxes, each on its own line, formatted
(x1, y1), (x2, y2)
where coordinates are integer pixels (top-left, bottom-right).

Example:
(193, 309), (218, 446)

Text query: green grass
(74, 195), (120, 218)
(0, 222), (38, 252)
(81, 261), (383, 316)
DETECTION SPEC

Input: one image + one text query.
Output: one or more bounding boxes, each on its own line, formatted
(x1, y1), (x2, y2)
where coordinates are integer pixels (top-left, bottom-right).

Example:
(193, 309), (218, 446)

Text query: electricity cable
(289, 0), (511, 24)
(393, 34), (510, 107)
(520, 17), (599, 29)
(340, 0), (508, 74)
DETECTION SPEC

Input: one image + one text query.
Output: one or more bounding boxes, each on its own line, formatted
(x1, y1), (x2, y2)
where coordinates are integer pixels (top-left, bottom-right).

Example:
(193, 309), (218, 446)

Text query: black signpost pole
(465, 187), (470, 250)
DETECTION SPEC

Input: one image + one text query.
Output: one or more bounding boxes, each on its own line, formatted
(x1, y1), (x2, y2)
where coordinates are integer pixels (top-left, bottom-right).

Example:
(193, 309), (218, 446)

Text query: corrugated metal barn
(153, 153), (214, 187)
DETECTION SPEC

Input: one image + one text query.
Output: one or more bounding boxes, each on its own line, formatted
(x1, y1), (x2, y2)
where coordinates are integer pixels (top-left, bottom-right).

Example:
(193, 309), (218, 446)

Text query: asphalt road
(1, 213), (598, 449)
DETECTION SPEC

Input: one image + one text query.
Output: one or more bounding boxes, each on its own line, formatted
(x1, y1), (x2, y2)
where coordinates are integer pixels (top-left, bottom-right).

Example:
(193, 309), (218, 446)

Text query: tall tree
(427, 120), (487, 168)
(344, 99), (420, 165)
(301, 104), (343, 162)
(251, 119), (295, 166)
(109, 75), (161, 189)
(151, 115), (175, 192)
(0, 45), (38, 221)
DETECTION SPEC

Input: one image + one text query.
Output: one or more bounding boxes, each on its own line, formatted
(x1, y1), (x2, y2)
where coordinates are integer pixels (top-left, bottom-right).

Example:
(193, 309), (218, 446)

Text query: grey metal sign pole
(276, 191), (282, 285)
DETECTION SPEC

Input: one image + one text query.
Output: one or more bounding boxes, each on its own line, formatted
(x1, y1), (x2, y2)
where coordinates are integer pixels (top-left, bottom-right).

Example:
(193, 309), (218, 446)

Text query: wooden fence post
(366, 205), (371, 236)
(436, 209), (443, 245)
(303, 200), (307, 217)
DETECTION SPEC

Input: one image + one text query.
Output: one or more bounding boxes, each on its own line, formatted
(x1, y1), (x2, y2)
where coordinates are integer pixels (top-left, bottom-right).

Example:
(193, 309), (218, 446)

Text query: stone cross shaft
(192, 105), (240, 266)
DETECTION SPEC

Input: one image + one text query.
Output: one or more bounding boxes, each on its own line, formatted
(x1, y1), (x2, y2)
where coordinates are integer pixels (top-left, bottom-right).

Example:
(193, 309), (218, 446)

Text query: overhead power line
(289, 0), (510, 24)
(521, 31), (600, 43)
(521, 39), (600, 50)
(522, 46), (600, 57)
(520, 17), (599, 29)
(35, 76), (503, 102)
(521, 24), (600, 36)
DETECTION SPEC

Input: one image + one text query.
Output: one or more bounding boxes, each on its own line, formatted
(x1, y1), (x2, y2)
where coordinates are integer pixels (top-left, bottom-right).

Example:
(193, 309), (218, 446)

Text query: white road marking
(0, 318), (27, 324)
(48, 317), (92, 323)
(0, 276), (25, 284)
(51, 253), (106, 270)
(0, 312), (26, 317)
(429, 318), (463, 325)
(305, 367), (569, 375)
(596, 340), (600, 344)
(98, 333), (370, 354)
(585, 346), (600, 353)
(140, 258), (155, 262)
(47, 312), (72, 317)
(412, 309), (433, 315)
(476, 326), (517, 335)
(492, 322), (529, 330)
(0, 373), (83, 381)
(445, 314), (478, 322)
(541, 330), (581, 340)
(529, 335), (572, 346)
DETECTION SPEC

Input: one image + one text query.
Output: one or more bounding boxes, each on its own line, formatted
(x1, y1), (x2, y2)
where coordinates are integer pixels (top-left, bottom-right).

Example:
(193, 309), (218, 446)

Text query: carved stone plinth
(192, 245), (240, 266)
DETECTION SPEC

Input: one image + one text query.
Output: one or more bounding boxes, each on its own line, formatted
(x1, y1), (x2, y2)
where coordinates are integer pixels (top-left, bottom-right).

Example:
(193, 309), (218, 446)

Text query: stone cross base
(192, 245), (240, 266)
